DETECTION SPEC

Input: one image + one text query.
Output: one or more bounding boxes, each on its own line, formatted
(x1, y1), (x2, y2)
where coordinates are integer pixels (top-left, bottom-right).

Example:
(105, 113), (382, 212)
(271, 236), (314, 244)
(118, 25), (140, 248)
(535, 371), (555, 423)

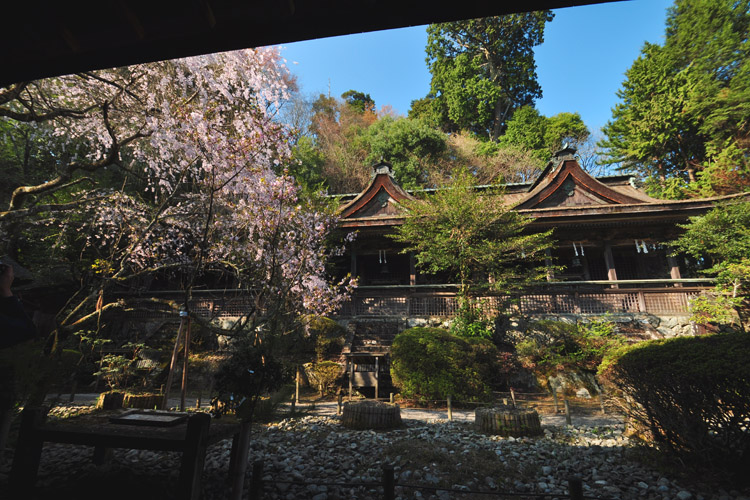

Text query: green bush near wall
(515, 319), (623, 376)
(390, 327), (499, 402)
(598, 330), (750, 483)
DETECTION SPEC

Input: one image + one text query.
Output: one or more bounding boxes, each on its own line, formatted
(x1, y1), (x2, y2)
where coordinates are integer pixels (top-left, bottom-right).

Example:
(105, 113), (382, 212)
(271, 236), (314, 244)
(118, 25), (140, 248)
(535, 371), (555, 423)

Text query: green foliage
(671, 200), (750, 327)
(425, 12), (554, 141)
(289, 136), (327, 189)
(305, 315), (346, 361)
(599, 0), (750, 197)
(341, 90), (375, 114)
(93, 342), (146, 391)
(212, 340), (285, 422)
(390, 327), (500, 402)
(500, 107), (589, 163)
(516, 319), (623, 376)
(598, 330), (750, 482)
(390, 168), (554, 307)
(309, 360), (343, 396)
(364, 116), (448, 189)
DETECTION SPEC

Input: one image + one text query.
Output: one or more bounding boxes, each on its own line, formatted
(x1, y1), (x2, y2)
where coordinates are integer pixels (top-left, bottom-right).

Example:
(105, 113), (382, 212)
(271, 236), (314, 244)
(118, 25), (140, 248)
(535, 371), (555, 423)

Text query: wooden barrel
(96, 391), (124, 410)
(475, 405), (542, 437)
(341, 401), (402, 430)
(123, 393), (165, 409)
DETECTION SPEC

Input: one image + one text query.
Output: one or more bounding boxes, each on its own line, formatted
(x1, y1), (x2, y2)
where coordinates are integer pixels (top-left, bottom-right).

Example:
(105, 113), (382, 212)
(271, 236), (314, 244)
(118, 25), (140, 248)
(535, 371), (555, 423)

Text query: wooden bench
(10, 407), (242, 499)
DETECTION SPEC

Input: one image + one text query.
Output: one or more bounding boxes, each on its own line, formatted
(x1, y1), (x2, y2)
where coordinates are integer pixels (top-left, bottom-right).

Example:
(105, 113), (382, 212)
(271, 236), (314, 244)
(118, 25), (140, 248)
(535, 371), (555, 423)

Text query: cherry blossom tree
(2, 47), (351, 327)
(2, 49), (354, 495)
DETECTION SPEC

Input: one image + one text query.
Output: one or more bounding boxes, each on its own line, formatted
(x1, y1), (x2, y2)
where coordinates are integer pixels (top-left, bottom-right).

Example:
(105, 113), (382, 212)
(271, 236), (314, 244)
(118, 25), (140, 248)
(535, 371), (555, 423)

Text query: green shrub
(598, 330), (750, 482)
(309, 361), (343, 396)
(212, 340), (284, 421)
(516, 319), (622, 376)
(390, 327), (499, 402)
(306, 315), (347, 361)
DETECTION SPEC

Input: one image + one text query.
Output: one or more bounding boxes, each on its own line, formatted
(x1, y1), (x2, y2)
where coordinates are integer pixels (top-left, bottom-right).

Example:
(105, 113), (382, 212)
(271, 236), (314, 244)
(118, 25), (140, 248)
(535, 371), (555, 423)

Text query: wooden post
(230, 421), (253, 500)
(337, 393), (343, 415)
(564, 399), (572, 426)
(375, 356), (380, 400)
(248, 460), (264, 500)
(162, 314), (186, 409)
(9, 407), (45, 492)
(382, 464), (395, 500)
(447, 396), (452, 421)
(92, 445), (113, 465)
(637, 290), (647, 313)
(349, 357), (354, 401)
(553, 390), (559, 414)
(177, 412), (210, 500)
(568, 476), (584, 500)
(295, 365), (300, 405)
(668, 255), (683, 287)
(180, 317), (192, 412)
(510, 387), (517, 408)
(390, 393), (394, 404)
(599, 394), (606, 415)
(69, 379), (77, 402)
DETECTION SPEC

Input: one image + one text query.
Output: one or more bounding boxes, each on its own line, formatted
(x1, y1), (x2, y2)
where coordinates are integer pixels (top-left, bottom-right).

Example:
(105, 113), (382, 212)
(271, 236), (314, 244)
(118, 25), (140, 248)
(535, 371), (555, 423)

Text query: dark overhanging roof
(2, 0), (622, 86)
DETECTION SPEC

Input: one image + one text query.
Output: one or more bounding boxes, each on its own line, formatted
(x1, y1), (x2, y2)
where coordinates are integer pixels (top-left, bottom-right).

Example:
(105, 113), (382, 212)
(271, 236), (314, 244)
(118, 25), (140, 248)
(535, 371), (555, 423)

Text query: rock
(676, 491), (693, 500)
(576, 388), (591, 399)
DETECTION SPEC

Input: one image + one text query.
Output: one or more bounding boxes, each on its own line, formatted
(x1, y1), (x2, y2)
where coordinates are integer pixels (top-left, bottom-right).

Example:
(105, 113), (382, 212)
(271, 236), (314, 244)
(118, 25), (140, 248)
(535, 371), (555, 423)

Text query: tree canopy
(418, 12), (554, 141)
(670, 200), (750, 328)
(599, 0), (750, 199)
(390, 168), (553, 297)
(0, 49), (351, 341)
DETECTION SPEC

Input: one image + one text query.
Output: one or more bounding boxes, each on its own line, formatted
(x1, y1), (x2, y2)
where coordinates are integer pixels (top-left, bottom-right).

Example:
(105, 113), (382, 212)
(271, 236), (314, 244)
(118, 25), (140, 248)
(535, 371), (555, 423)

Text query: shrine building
(330, 147), (749, 396)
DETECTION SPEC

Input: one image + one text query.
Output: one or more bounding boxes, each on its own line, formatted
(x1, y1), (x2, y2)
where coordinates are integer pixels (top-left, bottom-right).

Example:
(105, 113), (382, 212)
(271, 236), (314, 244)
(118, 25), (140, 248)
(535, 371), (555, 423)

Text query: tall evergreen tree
(418, 12), (554, 142)
(599, 0), (750, 198)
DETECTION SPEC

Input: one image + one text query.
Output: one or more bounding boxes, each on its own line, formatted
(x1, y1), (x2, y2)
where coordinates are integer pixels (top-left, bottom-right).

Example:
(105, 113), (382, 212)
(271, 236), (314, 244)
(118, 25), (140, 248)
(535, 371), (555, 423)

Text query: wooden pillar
(9, 407), (45, 492)
(374, 356), (380, 400)
(180, 317), (191, 412)
(348, 357), (354, 401)
(351, 250), (357, 278)
(178, 412), (211, 500)
(604, 243), (618, 288)
(409, 252), (416, 286)
(667, 255), (682, 287)
(295, 365), (300, 405)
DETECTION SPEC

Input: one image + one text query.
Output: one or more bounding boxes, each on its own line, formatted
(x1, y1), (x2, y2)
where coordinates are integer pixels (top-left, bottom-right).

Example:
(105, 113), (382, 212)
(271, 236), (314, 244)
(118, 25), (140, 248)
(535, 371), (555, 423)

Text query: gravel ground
(1, 401), (747, 500)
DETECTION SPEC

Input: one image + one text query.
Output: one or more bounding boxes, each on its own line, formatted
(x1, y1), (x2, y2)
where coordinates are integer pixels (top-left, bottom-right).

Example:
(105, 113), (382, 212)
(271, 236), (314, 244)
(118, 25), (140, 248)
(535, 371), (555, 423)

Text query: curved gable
(515, 155), (645, 210)
(340, 162), (414, 220)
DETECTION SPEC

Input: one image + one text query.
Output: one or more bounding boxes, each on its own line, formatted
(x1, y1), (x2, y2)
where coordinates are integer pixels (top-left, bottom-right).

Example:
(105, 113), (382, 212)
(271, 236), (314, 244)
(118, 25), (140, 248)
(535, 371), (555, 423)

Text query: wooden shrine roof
(337, 149), (750, 229)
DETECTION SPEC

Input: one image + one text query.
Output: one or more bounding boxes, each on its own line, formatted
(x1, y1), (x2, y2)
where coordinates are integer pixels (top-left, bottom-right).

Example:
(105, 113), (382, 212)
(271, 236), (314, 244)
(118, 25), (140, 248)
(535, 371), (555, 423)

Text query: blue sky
(279, 0), (674, 135)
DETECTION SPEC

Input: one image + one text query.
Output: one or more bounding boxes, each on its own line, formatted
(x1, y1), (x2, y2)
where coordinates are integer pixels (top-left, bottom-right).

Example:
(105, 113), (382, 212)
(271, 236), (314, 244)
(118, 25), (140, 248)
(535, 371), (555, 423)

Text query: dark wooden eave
(514, 151), (652, 210)
(521, 191), (750, 228)
(1, 1), (622, 86)
(339, 162), (414, 226)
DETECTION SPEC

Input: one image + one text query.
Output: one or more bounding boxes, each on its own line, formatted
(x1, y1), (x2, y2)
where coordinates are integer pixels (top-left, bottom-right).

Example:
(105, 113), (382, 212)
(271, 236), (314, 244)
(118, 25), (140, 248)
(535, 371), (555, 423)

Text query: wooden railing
(119, 279), (714, 320)
(337, 279), (714, 317)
